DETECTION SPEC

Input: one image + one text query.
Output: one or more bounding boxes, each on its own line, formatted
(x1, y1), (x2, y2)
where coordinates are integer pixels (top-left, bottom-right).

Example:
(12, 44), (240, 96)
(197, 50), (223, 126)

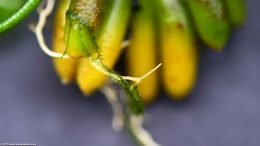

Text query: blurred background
(0, 0), (260, 146)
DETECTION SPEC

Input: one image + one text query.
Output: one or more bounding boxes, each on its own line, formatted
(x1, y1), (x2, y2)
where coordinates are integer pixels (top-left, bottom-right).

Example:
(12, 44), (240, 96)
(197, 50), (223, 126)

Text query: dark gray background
(0, 0), (260, 146)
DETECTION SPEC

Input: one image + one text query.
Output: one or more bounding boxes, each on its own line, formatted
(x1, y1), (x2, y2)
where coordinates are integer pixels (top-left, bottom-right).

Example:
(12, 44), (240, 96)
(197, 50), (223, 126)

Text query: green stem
(0, 0), (42, 33)
(90, 58), (144, 115)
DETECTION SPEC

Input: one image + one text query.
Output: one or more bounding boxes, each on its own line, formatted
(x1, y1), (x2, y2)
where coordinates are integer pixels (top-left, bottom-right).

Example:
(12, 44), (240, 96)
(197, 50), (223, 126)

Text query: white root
(34, 0), (70, 59)
(122, 63), (162, 85)
(101, 85), (124, 131)
(130, 115), (161, 146)
(120, 40), (162, 85)
(101, 84), (161, 146)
